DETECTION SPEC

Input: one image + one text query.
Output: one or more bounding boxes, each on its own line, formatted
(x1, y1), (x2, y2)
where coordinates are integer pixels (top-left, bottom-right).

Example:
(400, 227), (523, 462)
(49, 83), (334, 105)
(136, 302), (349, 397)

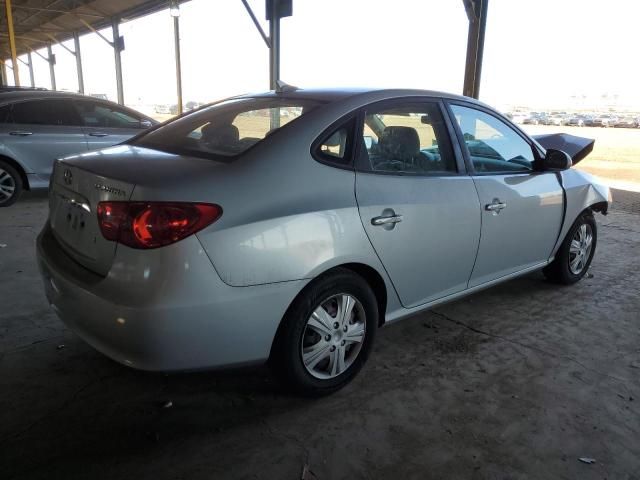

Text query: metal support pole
(47, 43), (57, 90)
(0, 61), (7, 86)
(173, 16), (183, 114)
(26, 52), (35, 86)
(462, 0), (488, 99)
(268, 0), (280, 90)
(112, 19), (124, 105)
(73, 32), (85, 93)
(4, 0), (21, 85)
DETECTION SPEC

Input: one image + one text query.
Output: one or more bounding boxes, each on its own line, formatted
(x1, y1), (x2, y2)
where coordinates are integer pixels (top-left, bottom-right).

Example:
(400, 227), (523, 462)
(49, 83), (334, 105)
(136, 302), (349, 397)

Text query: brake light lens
(97, 202), (222, 249)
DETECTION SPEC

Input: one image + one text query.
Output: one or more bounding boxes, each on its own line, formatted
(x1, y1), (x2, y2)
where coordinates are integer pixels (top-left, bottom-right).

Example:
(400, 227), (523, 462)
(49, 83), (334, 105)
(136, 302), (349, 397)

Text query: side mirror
(140, 119), (153, 129)
(542, 148), (572, 171)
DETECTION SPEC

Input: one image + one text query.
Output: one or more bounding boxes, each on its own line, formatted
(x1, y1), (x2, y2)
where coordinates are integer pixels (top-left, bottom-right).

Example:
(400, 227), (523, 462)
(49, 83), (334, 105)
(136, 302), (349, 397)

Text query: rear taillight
(96, 202), (222, 249)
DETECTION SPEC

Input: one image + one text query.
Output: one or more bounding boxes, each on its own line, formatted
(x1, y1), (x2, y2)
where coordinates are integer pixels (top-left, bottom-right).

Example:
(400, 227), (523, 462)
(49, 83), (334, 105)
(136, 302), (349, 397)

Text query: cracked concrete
(1, 189), (639, 480)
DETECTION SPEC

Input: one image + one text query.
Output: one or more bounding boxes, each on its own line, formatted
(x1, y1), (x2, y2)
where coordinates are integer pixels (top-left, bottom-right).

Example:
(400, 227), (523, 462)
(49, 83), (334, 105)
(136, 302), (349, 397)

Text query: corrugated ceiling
(1, 0), (184, 58)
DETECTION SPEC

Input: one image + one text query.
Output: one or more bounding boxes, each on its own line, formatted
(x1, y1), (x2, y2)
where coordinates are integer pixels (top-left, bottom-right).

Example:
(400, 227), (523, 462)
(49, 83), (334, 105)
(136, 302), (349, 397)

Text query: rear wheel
(271, 268), (378, 396)
(0, 160), (22, 207)
(544, 212), (597, 284)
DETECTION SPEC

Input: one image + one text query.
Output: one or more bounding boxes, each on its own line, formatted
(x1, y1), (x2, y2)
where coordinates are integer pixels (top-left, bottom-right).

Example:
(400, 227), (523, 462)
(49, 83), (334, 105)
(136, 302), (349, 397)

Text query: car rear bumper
(36, 223), (306, 371)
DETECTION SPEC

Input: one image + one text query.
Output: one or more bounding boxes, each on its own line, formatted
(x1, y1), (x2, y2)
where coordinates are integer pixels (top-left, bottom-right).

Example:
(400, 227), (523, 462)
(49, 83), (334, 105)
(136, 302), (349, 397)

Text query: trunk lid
(49, 160), (134, 276)
(48, 145), (230, 276)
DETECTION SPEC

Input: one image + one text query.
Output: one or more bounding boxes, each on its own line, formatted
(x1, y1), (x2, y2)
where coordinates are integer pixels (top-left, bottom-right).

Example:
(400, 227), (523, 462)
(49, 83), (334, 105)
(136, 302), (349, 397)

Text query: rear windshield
(131, 97), (324, 160)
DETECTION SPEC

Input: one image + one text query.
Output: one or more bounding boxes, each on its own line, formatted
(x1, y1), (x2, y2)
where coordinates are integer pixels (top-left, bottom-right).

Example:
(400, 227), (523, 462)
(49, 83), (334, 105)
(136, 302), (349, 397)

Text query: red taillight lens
(97, 202), (222, 249)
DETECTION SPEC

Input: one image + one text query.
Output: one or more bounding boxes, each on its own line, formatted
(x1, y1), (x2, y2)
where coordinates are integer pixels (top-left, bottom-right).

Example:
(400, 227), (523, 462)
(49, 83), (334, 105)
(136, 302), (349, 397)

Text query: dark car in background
(0, 90), (156, 206)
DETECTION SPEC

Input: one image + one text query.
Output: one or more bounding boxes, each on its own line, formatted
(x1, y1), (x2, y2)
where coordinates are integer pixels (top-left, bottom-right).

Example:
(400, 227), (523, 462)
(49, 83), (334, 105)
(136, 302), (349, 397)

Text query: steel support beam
(4, 0), (20, 85)
(27, 52), (35, 86)
(47, 43), (56, 90)
(240, 0), (270, 48)
(112, 19), (124, 105)
(0, 61), (7, 86)
(73, 32), (85, 93)
(462, 0), (488, 99)
(173, 15), (183, 114)
(268, 0), (280, 91)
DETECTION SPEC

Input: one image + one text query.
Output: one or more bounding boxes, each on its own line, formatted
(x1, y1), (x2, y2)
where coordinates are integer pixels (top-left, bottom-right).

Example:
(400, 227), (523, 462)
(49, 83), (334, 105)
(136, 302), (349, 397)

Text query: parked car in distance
(0, 90), (156, 206)
(613, 117), (638, 128)
(592, 114), (617, 127)
(547, 114), (564, 126)
(509, 112), (528, 124)
(36, 88), (610, 396)
(567, 115), (586, 127)
(523, 113), (542, 125)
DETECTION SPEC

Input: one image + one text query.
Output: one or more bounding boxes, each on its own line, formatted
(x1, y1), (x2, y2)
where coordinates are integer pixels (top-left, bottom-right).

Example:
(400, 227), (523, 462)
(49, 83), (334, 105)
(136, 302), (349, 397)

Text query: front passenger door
(449, 104), (564, 287)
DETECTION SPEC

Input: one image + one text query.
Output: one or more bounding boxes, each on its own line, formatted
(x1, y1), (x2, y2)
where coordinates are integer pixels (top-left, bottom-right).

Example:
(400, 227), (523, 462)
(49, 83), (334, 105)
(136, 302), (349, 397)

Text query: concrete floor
(1, 190), (639, 480)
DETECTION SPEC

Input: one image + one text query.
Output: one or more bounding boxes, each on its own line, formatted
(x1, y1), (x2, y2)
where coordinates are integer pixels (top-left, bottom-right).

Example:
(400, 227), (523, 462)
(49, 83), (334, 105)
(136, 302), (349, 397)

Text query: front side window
(10, 99), (82, 126)
(133, 97), (324, 160)
(75, 100), (150, 129)
(359, 102), (457, 174)
(450, 105), (535, 173)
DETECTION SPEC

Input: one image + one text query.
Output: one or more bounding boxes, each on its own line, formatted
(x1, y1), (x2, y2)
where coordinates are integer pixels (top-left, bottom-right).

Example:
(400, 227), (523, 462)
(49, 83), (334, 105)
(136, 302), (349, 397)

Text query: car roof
(0, 90), (105, 105)
(246, 87), (481, 106)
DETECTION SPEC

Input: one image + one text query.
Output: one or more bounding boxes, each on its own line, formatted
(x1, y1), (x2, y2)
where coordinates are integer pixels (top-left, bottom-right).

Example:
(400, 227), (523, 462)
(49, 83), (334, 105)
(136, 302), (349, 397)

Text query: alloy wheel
(0, 167), (16, 202)
(568, 223), (593, 275)
(301, 294), (366, 379)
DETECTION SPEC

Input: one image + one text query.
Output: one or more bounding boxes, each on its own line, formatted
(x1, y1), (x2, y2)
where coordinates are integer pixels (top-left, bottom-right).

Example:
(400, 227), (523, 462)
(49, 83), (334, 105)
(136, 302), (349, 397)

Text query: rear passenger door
(74, 99), (151, 151)
(0, 99), (88, 178)
(354, 99), (481, 308)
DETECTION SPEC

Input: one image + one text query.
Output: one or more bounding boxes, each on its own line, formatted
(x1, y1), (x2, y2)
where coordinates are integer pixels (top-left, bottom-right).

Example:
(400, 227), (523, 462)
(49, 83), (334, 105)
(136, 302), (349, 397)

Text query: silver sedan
(36, 88), (610, 395)
(0, 90), (155, 206)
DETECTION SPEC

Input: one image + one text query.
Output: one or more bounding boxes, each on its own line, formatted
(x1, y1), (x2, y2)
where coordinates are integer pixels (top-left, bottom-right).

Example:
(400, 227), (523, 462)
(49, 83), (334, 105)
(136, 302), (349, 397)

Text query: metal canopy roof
(0, 0), (176, 58)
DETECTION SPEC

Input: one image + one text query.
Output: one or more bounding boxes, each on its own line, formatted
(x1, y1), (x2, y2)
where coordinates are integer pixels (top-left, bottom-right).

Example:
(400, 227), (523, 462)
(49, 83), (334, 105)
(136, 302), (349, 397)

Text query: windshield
(131, 97), (324, 160)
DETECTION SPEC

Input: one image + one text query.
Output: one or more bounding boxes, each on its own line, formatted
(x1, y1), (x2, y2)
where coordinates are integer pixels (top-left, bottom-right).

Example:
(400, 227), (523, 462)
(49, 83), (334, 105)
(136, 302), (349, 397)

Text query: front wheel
(271, 268), (378, 396)
(543, 212), (597, 284)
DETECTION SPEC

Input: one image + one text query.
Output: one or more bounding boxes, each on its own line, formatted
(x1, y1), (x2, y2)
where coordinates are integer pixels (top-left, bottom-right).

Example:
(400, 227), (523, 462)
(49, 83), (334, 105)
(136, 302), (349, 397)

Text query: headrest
(201, 123), (239, 144)
(379, 126), (420, 157)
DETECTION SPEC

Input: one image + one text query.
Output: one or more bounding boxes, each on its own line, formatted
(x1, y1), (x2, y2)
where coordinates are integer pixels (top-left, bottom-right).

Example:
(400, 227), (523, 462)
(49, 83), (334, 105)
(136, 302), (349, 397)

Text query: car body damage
(533, 133), (595, 165)
(551, 168), (611, 257)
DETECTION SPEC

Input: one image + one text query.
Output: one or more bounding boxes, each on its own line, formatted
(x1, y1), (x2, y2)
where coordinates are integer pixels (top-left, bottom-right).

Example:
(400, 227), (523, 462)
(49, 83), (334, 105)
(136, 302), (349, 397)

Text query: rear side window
(10, 99), (82, 126)
(75, 100), (150, 129)
(313, 117), (357, 166)
(133, 97), (324, 160)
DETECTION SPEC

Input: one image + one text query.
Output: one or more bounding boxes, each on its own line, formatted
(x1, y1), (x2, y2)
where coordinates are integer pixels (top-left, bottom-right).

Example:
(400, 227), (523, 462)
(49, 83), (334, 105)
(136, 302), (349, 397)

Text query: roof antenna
(275, 80), (298, 93)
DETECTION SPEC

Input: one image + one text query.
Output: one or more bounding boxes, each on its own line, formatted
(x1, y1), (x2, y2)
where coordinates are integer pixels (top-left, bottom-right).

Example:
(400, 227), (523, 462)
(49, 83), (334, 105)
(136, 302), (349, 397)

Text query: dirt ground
(1, 191), (639, 480)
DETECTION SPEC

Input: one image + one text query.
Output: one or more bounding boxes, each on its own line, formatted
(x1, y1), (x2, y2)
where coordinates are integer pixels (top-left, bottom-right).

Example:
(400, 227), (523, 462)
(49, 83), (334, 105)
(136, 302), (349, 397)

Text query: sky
(6, 0), (640, 111)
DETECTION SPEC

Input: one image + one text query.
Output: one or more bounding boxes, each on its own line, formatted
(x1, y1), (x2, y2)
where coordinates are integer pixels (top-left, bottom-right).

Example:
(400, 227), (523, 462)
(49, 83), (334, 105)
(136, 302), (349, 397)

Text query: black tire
(271, 268), (378, 396)
(543, 212), (597, 285)
(0, 160), (23, 207)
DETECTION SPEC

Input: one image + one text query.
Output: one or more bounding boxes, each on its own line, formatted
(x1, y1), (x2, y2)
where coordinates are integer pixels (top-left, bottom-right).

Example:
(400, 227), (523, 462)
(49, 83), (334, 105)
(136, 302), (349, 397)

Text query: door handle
(371, 214), (403, 226)
(88, 132), (109, 137)
(485, 199), (507, 212)
(9, 131), (33, 136)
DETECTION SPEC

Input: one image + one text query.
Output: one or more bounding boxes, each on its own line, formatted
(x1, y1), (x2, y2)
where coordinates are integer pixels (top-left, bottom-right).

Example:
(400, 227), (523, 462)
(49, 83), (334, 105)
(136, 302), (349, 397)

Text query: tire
(271, 268), (378, 396)
(0, 160), (23, 207)
(543, 212), (597, 285)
